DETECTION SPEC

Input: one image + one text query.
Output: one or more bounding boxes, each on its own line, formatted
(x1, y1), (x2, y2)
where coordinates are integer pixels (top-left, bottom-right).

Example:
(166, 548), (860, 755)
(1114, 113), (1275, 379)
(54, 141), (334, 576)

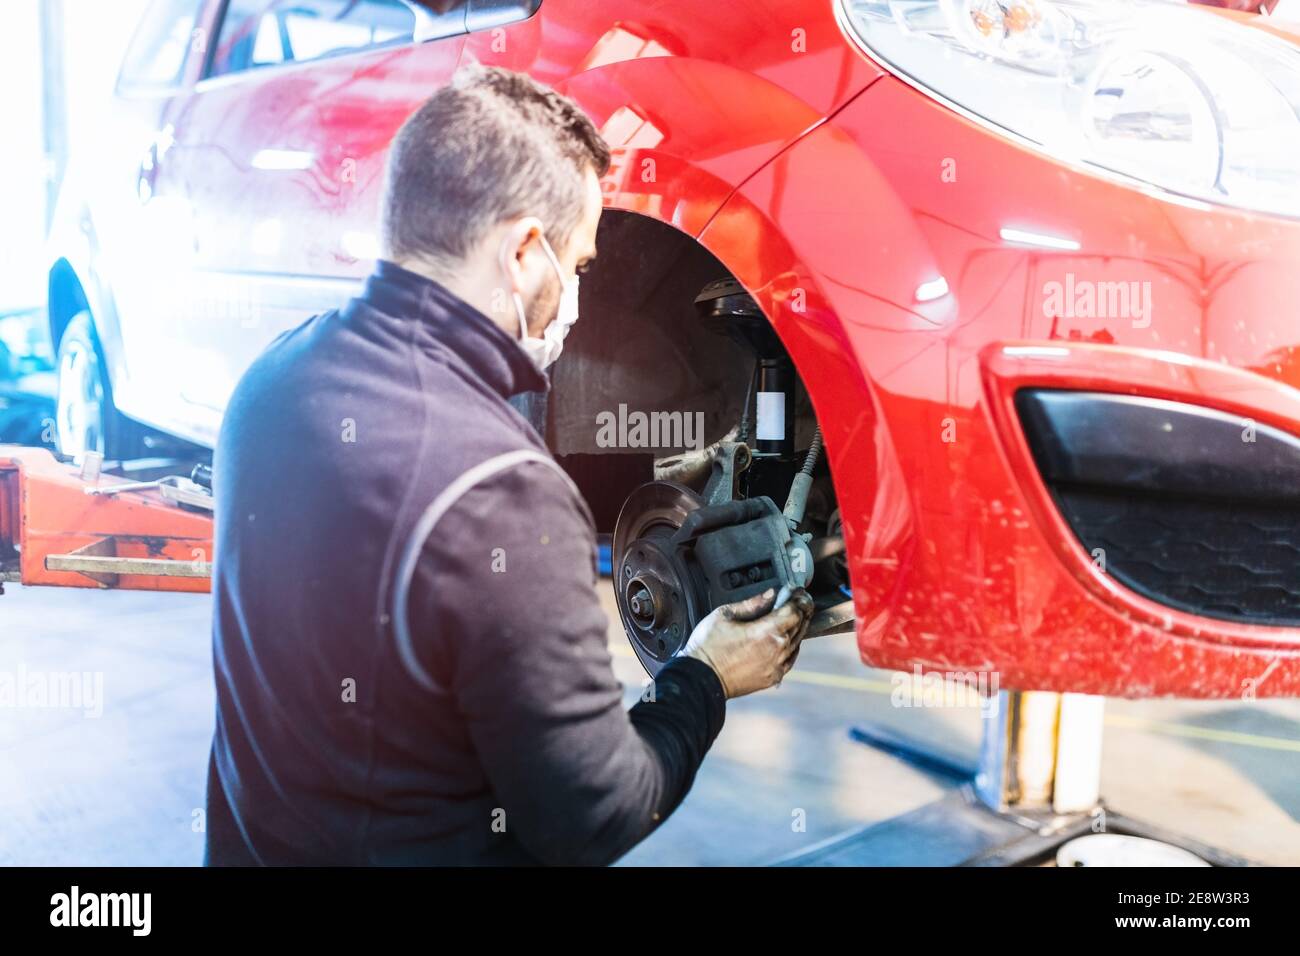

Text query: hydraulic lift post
(780, 689), (1250, 866)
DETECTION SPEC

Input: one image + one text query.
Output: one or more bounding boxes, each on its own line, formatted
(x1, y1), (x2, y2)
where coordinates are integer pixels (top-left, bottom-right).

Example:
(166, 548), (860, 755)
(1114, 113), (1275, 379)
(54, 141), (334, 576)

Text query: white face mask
(505, 226), (580, 372)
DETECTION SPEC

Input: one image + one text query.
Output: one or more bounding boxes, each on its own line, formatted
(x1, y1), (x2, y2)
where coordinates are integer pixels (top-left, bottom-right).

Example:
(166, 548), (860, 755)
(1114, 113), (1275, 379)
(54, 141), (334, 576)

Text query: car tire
(55, 310), (149, 461)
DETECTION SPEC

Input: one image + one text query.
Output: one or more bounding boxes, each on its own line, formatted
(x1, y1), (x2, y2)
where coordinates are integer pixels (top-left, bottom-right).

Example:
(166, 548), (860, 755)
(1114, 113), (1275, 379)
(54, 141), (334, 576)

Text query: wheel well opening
(572, 212), (851, 648)
(47, 259), (89, 349)
(549, 210), (821, 531)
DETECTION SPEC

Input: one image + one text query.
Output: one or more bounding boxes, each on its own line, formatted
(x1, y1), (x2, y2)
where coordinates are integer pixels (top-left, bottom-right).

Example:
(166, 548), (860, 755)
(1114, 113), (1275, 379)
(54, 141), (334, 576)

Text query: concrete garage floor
(1, 581), (1298, 866)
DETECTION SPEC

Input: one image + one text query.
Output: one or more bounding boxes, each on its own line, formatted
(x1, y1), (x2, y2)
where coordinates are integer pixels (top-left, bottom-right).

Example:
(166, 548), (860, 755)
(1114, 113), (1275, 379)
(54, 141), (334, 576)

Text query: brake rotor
(612, 481), (705, 677)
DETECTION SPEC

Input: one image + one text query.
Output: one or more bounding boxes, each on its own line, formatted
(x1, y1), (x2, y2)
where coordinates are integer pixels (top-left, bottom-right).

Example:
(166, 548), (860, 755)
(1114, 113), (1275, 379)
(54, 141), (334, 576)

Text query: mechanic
(204, 66), (815, 866)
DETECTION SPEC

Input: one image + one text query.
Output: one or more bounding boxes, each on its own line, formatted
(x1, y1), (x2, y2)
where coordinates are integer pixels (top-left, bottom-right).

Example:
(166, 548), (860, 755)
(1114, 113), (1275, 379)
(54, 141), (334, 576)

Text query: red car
(46, 0), (1300, 697)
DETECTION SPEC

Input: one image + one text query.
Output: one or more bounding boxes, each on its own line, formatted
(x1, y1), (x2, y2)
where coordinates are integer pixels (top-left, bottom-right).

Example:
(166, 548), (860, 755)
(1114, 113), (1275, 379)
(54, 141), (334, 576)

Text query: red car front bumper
(701, 72), (1300, 697)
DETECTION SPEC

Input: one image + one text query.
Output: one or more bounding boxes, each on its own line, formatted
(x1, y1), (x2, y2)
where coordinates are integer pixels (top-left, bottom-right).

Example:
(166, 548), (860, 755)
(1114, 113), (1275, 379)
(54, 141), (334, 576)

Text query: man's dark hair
(381, 65), (610, 269)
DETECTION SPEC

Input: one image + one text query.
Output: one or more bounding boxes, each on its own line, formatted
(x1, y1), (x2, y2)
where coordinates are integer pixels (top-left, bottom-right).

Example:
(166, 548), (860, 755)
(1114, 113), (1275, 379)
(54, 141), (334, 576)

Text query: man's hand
(680, 587), (816, 699)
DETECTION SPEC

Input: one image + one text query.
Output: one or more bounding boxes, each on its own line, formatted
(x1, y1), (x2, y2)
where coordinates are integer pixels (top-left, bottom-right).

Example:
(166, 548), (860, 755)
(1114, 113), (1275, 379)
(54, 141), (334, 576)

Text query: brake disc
(612, 481), (705, 677)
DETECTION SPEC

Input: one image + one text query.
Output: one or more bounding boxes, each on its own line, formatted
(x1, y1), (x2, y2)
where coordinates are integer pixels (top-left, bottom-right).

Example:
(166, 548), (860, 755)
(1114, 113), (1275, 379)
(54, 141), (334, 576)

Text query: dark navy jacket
(204, 260), (725, 865)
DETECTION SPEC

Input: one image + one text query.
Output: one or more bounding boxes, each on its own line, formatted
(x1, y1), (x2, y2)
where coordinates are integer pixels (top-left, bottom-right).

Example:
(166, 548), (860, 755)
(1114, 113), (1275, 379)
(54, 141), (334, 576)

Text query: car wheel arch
(566, 198), (911, 653)
(47, 258), (90, 354)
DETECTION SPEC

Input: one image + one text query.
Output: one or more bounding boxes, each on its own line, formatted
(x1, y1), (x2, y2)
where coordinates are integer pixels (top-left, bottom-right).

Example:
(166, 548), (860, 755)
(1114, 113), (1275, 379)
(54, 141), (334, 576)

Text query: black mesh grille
(1055, 487), (1300, 626)
(1016, 389), (1300, 628)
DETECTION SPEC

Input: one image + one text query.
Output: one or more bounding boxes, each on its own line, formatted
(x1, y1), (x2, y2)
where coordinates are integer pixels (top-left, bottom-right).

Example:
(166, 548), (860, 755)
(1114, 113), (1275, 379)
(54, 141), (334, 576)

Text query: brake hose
(782, 425), (823, 528)
(737, 360), (759, 444)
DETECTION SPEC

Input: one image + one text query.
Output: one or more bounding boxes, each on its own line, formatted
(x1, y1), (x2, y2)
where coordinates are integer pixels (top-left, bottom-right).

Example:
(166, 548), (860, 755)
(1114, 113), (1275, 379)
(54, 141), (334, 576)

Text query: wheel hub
(613, 479), (814, 676)
(56, 338), (105, 459)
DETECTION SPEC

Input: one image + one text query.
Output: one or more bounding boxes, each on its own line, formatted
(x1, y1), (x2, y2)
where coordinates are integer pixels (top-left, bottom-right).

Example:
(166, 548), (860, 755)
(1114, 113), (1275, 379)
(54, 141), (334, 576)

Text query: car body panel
(71, 0), (880, 446)
(699, 76), (1300, 696)
(48, 0), (1300, 695)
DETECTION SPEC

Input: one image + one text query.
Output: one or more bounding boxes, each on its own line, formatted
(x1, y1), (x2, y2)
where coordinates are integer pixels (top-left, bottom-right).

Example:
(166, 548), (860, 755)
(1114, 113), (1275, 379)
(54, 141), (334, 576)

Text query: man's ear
(500, 217), (546, 291)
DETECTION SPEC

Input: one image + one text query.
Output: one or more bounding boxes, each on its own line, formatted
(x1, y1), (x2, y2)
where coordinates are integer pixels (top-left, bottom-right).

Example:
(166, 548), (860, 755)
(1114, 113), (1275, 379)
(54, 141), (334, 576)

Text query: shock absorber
(694, 278), (802, 504)
(755, 356), (796, 459)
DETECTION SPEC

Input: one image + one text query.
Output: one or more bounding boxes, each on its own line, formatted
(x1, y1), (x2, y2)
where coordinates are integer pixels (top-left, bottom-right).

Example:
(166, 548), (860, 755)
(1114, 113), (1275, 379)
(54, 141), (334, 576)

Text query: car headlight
(836, 0), (1300, 217)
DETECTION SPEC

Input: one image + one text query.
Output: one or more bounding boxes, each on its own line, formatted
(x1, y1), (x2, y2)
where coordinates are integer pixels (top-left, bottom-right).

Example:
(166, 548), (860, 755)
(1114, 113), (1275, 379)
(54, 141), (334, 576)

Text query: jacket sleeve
(404, 459), (727, 865)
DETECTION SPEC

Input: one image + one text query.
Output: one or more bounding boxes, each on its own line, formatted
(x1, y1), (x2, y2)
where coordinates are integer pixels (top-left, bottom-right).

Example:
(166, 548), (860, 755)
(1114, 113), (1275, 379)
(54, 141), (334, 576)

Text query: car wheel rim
(56, 336), (106, 458)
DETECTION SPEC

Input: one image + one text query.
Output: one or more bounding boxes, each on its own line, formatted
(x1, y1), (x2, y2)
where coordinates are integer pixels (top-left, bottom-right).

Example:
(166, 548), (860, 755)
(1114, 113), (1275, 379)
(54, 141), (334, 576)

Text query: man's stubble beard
(522, 271), (562, 339)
